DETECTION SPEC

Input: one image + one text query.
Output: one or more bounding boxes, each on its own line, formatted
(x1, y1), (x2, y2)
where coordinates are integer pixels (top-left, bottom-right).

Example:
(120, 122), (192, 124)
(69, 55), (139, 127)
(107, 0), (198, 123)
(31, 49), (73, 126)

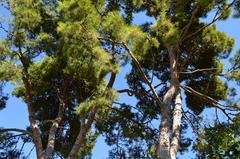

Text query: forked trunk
(158, 46), (180, 159)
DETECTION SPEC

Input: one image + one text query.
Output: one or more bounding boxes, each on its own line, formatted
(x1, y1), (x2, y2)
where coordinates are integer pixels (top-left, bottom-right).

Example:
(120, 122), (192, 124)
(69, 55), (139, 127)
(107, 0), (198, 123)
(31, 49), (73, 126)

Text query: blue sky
(0, 5), (240, 159)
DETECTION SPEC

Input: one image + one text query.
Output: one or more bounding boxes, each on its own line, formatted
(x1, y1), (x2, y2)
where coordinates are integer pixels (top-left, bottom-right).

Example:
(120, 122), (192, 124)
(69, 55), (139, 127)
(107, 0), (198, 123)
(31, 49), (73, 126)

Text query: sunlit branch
(98, 37), (167, 112)
(178, 68), (219, 74)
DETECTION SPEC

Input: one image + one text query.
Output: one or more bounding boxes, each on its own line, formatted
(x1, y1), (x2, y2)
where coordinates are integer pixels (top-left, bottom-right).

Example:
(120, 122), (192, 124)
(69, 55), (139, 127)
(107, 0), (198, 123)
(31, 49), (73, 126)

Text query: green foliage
(203, 25), (235, 57)
(0, 0), (240, 158)
(152, 16), (179, 46)
(77, 89), (118, 116)
(194, 116), (240, 159)
(79, 132), (99, 158)
(229, 50), (240, 83)
(0, 61), (21, 82)
(10, 0), (42, 31)
(1, 0), (118, 157)
(0, 40), (11, 59)
(101, 11), (158, 61)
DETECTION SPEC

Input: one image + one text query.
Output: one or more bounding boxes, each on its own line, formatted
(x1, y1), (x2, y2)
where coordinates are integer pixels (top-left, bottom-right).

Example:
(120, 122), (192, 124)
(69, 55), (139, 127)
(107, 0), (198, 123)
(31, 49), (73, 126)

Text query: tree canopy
(0, 0), (240, 159)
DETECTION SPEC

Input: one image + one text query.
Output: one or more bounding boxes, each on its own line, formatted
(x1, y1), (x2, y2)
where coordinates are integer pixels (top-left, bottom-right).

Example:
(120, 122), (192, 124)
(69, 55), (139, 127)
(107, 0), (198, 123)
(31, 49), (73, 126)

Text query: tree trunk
(19, 49), (44, 159)
(158, 111), (171, 159)
(67, 72), (116, 159)
(158, 46), (179, 159)
(170, 92), (182, 159)
(66, 107), (98, 159)
(45, 95), (66, 159)
(23, 76), (44, 159)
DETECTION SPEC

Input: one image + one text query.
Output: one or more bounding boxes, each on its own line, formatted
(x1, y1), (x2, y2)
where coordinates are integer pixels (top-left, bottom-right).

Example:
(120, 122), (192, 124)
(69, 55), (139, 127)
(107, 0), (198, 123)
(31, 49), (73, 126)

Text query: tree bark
(158, 46), (179, 159)
(66, 72), (116, 159)
(22, 75), (44, 159)
(66, 107), (98, 159)
(158, 110), (171, 159)
(170, 92), (182, 159)
(45, 93), (66, 159)
(18, 48), (44, 159)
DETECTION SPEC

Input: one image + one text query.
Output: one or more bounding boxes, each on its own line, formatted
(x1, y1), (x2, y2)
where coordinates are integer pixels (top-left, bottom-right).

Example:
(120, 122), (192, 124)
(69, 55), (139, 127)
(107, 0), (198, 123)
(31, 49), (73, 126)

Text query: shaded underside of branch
(0, 128), (30, 135)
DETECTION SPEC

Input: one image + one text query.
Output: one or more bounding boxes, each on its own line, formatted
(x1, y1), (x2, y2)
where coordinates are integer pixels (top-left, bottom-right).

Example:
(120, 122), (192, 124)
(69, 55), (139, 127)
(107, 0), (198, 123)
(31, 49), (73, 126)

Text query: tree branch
(0, 22), (11, 35)
(0, 128), (29, 134)
(67, 41), (117, 159)
(179, 5), (200, 41)
(182, 111), (200, 136)
(17, 42), (44, 159)
(178, 68), (219, 74)
(182, 0), (237, 41)
(180, 85), (235, 122)
(121, 42), (168, 110)
(45, 87), (67, 158)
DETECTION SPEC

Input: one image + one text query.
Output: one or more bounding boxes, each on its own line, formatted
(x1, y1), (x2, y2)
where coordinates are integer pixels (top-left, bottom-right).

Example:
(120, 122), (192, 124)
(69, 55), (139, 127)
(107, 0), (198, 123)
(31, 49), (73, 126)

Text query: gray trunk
(170, 92), (182, 159)
(158, 46), (180, 159)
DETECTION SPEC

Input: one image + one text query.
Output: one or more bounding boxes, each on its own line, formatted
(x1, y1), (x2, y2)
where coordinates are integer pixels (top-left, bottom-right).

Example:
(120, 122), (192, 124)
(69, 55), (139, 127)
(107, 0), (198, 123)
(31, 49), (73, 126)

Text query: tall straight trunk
(158, 110), (171, 159)
(158, 46), (179, 159)
(170, 92), (182, 159)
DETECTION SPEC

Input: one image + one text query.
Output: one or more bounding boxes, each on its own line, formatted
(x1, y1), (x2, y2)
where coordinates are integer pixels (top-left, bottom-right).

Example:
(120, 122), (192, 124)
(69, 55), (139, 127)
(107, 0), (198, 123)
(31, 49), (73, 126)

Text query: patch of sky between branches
(132, 11), (155, 25)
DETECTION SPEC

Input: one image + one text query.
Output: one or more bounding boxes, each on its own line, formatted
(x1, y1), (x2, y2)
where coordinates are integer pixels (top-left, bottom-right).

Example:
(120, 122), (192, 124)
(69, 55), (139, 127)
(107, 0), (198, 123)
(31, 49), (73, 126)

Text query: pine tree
(96, 0), (240, 159)
(0, 0), (239, 159)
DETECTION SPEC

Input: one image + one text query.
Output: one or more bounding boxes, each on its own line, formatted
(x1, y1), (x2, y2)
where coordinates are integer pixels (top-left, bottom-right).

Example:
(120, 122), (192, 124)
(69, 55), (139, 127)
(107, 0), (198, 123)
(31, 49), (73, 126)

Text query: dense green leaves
(0, 0), (240, 158)
(195, 116), (240, 159)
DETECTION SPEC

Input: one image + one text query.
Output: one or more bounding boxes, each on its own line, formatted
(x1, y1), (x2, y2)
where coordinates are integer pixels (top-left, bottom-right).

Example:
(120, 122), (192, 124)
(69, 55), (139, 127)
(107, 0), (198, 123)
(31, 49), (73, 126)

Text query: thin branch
(180, 85), (236, 122)
(215, 108), (221, 124)
(179, 5), (200, 41)
(117, 89), (135, 96)
(26, 146), (35, 159)
(122, 42), (165, 105)
(181, 85), (219, 106)
(0, 128), (29, 134)
(183, 0), (237, 41)
(178, 68), (219, 74)
(182, 111), (200, 136)
(0, 133), (27, 141)
(0, 22), (13, 38)
(18, 140), (27, 159)
(117, 82), (166, 97)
